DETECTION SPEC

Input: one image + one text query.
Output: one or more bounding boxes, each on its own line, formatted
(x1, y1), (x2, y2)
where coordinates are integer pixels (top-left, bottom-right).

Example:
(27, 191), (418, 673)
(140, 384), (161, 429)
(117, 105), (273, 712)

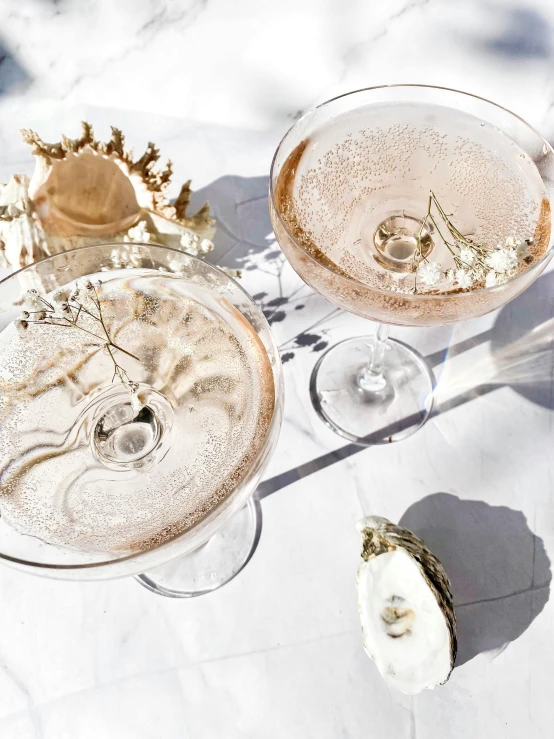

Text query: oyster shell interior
(357, 516), (457, 695)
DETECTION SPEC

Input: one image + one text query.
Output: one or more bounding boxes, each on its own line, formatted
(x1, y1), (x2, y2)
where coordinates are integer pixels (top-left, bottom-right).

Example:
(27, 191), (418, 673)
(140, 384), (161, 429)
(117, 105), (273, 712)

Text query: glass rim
(0, 241), (283, 572)
(269, 83), (554, 300)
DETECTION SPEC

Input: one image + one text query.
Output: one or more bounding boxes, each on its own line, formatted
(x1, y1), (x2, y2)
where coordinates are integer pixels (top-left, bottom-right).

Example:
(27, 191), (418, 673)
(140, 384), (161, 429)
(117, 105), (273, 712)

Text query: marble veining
(0, 0), (554, 737)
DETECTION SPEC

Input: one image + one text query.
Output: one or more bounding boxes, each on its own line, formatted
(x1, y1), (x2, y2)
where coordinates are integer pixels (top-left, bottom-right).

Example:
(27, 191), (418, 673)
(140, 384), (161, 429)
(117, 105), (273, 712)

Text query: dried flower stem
(413, 190), (521, 292)
(19, 283), (140, 391)
(429, 193), (490, 267)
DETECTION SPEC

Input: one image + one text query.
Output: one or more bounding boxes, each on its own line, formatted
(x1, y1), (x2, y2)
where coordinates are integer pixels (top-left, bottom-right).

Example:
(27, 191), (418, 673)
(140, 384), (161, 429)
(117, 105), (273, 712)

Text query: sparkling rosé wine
(0, 271), (275, 555)
(273, 102), (551, 325)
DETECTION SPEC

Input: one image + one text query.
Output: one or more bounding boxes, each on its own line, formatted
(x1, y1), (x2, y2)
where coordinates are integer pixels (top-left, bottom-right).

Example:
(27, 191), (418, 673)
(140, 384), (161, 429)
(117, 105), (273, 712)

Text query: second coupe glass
(270, 85), (554, 445)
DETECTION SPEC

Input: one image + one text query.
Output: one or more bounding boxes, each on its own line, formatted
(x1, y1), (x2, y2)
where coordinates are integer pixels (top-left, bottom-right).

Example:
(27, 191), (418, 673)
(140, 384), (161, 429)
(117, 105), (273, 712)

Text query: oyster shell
(0, 123), (217, 270)
(357, 515), (457, 695)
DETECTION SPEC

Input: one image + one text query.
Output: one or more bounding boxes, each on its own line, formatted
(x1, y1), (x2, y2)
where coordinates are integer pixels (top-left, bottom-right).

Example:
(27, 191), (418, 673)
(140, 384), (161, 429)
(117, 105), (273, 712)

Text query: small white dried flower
(458, 246), (475, 266)
(505, 236), (519, 249)
(417, 261), (441, 287)
(485, 271), (498, 288)
(486, 246), (518, 274)
(24, 289), (41, 311)
(52, 287), (71, 306)
(15, 319), (28, 336)
(455, 269), (474, 289)
(199, 238), (214, 255)
(504, 247), (519, 272)
(445, 269), (455, 286)
(125, 221), (152, 243)
(180, 231), (200, 254)
(75, 279), (91, 294)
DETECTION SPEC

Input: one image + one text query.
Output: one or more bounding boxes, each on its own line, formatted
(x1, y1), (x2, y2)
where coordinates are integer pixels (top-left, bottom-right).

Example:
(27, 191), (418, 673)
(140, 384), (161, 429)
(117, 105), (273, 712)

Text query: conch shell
(0, 122), (219, 270)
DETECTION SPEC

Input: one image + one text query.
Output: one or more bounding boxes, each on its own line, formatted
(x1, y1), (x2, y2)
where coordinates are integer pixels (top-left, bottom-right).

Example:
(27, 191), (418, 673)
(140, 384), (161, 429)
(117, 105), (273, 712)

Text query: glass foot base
(310, 336), (434, 446)
(135, 499), (260, 597)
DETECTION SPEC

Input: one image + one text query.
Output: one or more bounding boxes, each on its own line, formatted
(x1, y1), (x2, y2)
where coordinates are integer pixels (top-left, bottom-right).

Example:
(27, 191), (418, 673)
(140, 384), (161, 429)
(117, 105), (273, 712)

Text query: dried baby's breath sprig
(413, 191), (526, 293)
(16, 282), (140, 396)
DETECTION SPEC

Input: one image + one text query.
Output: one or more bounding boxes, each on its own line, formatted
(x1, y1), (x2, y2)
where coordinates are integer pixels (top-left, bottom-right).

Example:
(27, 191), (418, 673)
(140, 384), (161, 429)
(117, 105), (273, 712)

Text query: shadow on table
(490, 268), (554, 409)
(190, 174), (273, 272)
(191, 174), (336, 350)
(0, 38), (32, 95)
(257, 268), (554, 498)
(478, 3), (551, 60)
(399, 492), (551, 667)
(447, 1), (552, 61)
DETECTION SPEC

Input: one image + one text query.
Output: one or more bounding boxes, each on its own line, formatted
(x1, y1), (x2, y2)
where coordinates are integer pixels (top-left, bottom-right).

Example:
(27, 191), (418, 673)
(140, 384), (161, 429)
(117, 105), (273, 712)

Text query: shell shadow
(189, 174), (274, 271)
(399, 492), (551, 667)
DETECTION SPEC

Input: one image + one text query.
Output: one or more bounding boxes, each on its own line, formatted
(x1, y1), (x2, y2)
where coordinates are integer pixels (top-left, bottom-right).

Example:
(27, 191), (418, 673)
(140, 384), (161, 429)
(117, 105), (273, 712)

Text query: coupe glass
(270, 85), (554, 445)
(0, 243), (283, 597)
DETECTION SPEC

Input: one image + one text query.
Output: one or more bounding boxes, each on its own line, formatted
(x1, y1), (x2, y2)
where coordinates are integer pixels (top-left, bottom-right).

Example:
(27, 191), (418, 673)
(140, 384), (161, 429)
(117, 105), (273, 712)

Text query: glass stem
(357, 323), (389, 393)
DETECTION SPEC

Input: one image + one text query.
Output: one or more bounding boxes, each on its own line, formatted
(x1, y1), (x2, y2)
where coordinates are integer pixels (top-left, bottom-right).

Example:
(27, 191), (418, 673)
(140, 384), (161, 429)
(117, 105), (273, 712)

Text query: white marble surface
(1, 1), (554, 737)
